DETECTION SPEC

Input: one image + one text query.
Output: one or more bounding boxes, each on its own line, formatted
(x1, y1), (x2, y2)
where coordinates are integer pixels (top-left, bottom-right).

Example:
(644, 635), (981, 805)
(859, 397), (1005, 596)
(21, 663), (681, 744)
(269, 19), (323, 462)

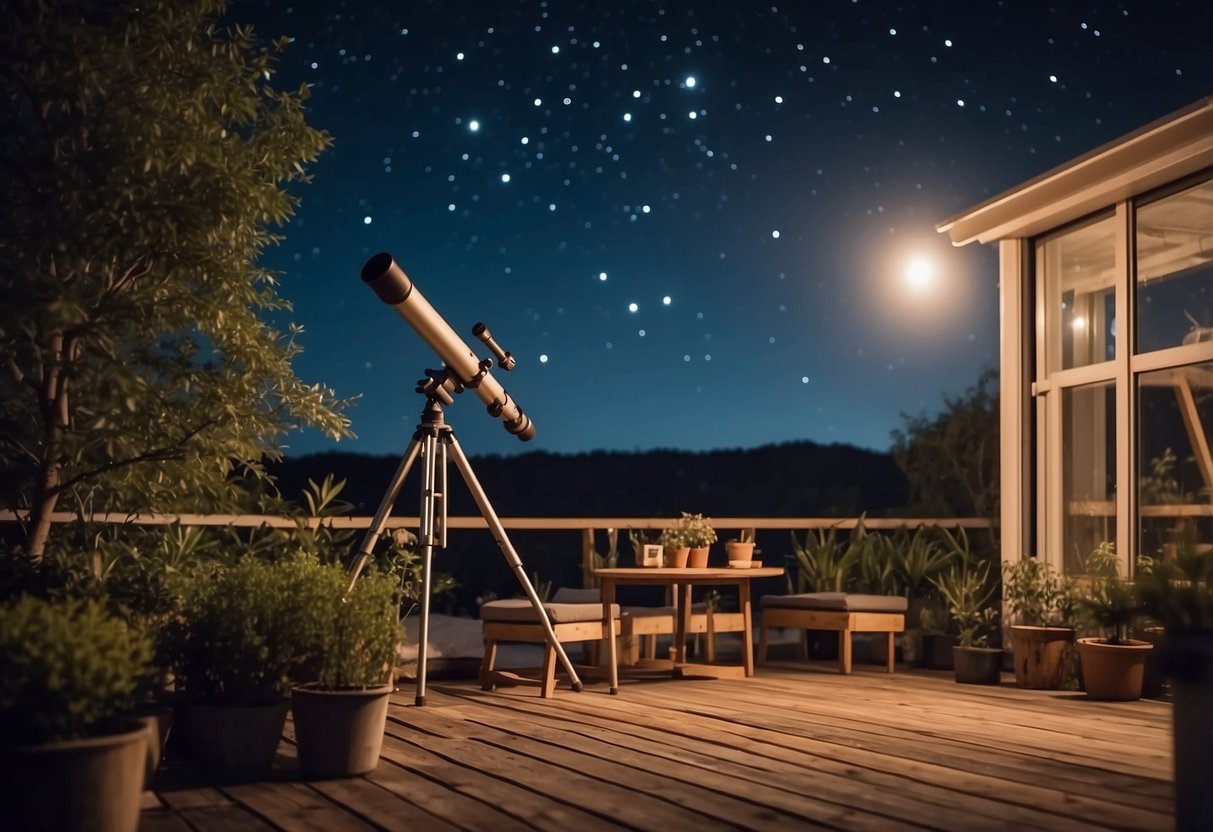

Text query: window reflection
(1038, 215), (1117, 374)
(1136, 179), (1213, 354)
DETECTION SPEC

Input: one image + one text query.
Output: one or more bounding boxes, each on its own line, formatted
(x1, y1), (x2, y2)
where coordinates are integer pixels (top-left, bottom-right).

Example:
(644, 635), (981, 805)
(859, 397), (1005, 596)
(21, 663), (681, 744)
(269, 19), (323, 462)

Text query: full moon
(904, 257), (936, 292)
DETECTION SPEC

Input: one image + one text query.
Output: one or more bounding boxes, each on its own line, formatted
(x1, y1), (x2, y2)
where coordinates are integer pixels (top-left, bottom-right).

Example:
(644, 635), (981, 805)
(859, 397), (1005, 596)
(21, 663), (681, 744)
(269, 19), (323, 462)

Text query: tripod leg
(444, 434), (585, 692)
(415, 432), (441, 706)
(347, 438), (423, 591)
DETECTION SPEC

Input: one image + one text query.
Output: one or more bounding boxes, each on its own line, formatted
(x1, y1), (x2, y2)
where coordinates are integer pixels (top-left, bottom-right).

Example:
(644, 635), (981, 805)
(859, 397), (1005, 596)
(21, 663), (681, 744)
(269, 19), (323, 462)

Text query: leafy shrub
(1003, 557), (1075, 627)
(676, 512), (717, 548)
(0, 597), (152, 745)
(163, 554), (329, 706)
(300, 564), (401, 689)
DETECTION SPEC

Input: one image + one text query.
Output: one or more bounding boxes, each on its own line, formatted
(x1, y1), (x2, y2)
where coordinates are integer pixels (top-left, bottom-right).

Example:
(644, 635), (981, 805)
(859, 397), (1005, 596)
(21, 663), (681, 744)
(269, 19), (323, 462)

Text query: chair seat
(761, 592), (907, 613)
(480, 598), (619, 624)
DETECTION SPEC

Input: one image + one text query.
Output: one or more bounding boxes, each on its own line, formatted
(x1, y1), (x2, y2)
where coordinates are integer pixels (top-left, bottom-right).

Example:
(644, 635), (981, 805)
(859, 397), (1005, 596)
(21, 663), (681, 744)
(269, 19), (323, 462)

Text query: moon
(904, 257), (936, 292)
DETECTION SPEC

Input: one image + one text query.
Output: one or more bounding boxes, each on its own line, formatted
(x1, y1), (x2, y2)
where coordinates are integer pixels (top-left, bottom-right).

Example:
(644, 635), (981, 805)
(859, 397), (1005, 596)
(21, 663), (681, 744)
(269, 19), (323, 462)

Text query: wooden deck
(141, 663), (1174, 831)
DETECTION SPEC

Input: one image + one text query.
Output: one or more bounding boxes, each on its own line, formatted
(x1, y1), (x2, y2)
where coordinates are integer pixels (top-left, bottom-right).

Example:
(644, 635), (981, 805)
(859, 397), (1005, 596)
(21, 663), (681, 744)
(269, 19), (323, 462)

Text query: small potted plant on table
(678, 512), (717, 568)
(1075, 542), (1152, 701)
(1, 597), (154, 832)
(661, 527), (690, 568)
(725, 528), (756, 566)
(1003, 557), (1076, 689)
(291, 562), (401, 779)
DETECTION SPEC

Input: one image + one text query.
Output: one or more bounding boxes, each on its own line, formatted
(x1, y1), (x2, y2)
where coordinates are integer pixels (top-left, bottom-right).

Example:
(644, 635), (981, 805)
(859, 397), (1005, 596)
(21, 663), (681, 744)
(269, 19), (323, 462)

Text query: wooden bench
(479, 597), (619, 697)
(758, 592), (907, 674)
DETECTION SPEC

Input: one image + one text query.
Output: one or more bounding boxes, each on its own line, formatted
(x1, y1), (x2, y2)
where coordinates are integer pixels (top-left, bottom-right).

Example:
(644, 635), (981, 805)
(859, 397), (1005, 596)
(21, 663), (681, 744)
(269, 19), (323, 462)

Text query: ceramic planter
(953, 646), (1002, 684)
(3, 719), (149, 832)
(667, 546), (690, 568)
(175, 699), (289, 782)
(1076, 638), (1152, 701)
(1010, 625), (1074, 689)
(688, 546), (710, 568)
(291, 684), (392, 779)
(725, 541), (755, 563)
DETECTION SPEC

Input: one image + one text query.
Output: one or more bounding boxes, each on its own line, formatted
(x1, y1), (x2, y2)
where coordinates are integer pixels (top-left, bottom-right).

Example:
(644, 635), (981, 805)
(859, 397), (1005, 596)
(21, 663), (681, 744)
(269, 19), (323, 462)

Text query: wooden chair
(758, 592), (907, 674)
(479, 596), (619, 697)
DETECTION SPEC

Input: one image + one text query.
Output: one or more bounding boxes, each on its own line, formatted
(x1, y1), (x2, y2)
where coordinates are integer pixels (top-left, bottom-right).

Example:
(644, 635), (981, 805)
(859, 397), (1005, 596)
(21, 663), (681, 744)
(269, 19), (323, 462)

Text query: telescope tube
(361, 252), (535, 441)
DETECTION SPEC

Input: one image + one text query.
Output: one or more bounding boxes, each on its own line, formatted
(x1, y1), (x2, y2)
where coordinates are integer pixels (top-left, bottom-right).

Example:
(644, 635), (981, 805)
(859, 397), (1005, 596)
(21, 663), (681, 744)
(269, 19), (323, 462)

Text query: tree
(891, 368), (999, 530)
(0, 0), (350, 559)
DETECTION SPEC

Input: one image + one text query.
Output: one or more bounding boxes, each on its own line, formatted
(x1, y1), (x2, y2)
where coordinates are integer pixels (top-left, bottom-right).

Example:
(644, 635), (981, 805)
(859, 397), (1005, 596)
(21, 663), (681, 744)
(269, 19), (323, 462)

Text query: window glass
(1062, 381), (1117, 575)
(1038, 215), (1117, 374)
(1138, 361), (1213, 563)
(1136, 179), (1213, 354)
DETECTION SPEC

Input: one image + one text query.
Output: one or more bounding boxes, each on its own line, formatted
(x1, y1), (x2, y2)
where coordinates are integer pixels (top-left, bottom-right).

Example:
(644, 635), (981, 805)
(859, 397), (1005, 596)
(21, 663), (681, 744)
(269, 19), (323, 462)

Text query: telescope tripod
(347, 398), (583, 705)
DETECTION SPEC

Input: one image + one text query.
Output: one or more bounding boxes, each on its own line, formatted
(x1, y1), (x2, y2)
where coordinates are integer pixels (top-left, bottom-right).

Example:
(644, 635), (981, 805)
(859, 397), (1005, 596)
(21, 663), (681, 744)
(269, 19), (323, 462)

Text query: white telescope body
(360, 252), (535, 440)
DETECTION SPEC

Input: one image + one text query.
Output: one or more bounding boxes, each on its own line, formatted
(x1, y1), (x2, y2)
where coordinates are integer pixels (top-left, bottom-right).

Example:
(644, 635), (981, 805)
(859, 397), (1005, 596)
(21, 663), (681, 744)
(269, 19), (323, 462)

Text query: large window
(1032, 173), (1213, 574)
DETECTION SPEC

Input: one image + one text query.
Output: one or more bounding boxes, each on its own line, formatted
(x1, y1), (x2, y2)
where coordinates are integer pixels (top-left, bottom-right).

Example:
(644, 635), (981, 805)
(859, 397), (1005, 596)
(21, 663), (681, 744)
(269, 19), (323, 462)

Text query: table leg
(601, 578), (618, 694)
(740, 579), (755, 676)
(674, 583), (691, 667)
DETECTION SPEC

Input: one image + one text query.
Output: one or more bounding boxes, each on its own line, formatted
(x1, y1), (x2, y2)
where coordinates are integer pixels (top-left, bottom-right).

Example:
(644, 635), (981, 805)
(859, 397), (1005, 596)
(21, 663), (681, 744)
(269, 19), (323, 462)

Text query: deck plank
(146, 666), (1174, 832)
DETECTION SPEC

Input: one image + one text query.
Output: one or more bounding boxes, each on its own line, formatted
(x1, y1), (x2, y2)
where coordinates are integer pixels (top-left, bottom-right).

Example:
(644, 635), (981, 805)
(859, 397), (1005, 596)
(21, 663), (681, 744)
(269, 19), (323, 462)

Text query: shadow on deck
(143, 663), (1173, 832)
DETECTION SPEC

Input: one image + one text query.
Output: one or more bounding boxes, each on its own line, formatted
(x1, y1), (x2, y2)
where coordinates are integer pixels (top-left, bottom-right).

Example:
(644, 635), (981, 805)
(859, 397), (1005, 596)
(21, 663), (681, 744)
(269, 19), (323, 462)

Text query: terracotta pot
(688, 546), (710, 568)
(953, 646), (1002, 685)
(1010, 625), (1075, 689)
(725, 541), (755, 563)
(2, 719), (149, 832)
(1076, 638), (1151, 701)
(175, 699), (289, 782)
(667, 546), (690, 568)
(291, 684), (392, 779)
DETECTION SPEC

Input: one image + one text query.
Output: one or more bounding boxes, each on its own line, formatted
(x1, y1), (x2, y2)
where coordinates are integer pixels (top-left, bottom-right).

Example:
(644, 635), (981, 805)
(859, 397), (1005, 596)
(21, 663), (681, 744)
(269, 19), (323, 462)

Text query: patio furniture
(479, 595), (620, 698)
(621, 603), (744, 665)
(594, 567), (785, 682)
(758, 592), (907, 674)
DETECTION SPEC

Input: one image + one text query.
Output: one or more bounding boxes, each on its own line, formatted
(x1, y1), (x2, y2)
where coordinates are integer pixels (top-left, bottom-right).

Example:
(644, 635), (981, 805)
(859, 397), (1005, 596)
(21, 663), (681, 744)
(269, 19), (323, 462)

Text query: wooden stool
(758, 592), (907, 674)
(480, 598), (620, 697)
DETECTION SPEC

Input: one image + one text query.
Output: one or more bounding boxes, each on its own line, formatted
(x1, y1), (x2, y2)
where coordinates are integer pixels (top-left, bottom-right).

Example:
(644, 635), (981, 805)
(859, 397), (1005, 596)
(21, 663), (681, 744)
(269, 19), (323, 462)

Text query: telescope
(360, 252), (535, 440)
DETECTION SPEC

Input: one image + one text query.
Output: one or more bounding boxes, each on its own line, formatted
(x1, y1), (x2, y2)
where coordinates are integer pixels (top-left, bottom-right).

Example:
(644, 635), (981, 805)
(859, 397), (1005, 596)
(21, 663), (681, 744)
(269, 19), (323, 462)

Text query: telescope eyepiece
(473, 322), (517, 371)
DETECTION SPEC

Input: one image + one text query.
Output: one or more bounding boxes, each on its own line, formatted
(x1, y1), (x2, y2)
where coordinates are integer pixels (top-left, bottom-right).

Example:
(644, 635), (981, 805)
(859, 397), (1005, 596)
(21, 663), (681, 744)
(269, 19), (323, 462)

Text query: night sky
(236, 0), (1212, 459)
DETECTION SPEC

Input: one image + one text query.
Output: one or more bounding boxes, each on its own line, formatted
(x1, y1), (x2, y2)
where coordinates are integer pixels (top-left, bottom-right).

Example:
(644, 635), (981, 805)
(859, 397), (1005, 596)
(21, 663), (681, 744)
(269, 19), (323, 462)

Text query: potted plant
(163, 553), (322, 782)
(1003, 557), (1076, 689)
(725, 528), (756, 565)
(0, 596), (154, 832)
(933, 560), (1002, 684)
(677, 512), (717, 568)
(1074, 542), (1152, 701)
(917, 604), (956, 670)
(291, 562), (401, 779)
(894, 525), (958, 665)
(660, 527), (690, 568)
(1135, 532), (1213, 829)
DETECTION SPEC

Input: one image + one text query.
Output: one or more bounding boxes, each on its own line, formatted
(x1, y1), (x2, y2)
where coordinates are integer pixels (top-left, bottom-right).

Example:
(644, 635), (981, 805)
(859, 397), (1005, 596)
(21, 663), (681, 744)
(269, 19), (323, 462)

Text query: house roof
(937, 96), (1213, 246)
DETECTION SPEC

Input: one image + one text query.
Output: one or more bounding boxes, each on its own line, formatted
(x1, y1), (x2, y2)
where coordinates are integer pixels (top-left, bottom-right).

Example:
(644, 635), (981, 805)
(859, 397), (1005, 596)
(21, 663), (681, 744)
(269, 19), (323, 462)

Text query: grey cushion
(761, 592), (907, 613)
(480, 598), (619, 624)
(551, 587), (601, 604)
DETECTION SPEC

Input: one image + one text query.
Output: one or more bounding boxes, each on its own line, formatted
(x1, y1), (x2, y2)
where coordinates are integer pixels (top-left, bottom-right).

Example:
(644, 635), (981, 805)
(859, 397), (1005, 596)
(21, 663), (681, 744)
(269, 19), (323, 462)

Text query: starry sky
(235, 0), (1212, 458)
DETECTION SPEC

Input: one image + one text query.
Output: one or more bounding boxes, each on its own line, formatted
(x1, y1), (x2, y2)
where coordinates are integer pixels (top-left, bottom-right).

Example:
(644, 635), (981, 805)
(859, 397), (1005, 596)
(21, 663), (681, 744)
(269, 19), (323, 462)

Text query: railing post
(582, 527), (596, 588)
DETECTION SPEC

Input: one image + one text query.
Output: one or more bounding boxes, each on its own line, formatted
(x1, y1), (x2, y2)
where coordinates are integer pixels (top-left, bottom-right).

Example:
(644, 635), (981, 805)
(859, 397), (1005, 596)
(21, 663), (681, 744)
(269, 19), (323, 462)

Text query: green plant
(856, 532), (901, 595)
(1073, 542), (1140, 645)
(676, 512), (717, 548)
(302, 565), (401, 689)
(1137, 530), (1213, 636)
(932, 560), (999, 647)
(0, 597), (153, 746)
(1003, 557), (1075, 628)
(788, 518), (870, 593)
(164, 553), (328, 706)
(1, 0), (350, 560)
(380, 528), (457, 618)
(659, 527), (688, 550)
(918, 604), (948, 634)
(895, 525), (957, 603)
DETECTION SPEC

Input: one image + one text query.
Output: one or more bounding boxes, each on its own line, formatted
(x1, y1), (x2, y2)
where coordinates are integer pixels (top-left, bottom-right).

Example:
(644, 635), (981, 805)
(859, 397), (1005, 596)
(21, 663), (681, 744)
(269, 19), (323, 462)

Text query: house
(938, 96), (1213, 576)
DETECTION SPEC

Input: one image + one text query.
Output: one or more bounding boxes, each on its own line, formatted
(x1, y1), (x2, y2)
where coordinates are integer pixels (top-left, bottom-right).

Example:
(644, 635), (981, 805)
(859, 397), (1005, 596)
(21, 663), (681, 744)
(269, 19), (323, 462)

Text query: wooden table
(593, 566), (784, 692)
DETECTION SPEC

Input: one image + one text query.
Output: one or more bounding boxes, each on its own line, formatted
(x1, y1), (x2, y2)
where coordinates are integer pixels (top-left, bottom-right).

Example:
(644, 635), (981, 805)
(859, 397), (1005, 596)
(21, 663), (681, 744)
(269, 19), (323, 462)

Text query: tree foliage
(0, 0), (350, 557)
(891, 368), (999, 526)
